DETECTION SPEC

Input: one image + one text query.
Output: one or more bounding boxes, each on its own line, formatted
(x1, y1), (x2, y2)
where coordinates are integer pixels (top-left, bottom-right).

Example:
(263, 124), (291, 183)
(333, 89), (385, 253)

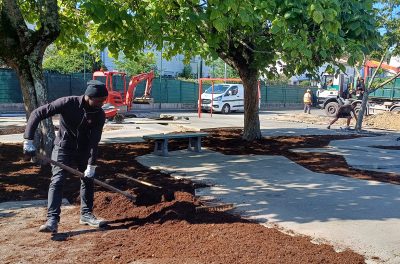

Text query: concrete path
(137, 149), (400, 264)
(0, 110), (361, 143)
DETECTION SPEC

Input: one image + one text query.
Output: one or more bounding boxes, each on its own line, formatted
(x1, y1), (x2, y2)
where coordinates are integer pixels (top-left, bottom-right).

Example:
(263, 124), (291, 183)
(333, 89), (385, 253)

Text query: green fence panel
(46, 73), (72, 101)
(264, 85), (316, 104)
(180, 81), (198, 103)
(0, 69), (23, 103)
(0, 68), (317, 106)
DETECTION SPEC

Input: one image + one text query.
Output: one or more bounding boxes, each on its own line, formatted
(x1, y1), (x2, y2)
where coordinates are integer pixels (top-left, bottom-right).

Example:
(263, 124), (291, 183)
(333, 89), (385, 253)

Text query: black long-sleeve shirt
(24, 96), (105, 165)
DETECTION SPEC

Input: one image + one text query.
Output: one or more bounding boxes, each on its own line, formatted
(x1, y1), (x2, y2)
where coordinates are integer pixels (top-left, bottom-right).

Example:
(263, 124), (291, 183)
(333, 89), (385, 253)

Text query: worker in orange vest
(303, 89), (313, 114)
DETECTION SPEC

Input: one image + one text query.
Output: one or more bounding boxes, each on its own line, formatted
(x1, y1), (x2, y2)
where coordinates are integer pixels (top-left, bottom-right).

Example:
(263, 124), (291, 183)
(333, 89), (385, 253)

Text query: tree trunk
(0, 0), (60, 157)
(355, 91), (369, 131)
(239, 67), (261, 141)
(17, 62), (55, 156)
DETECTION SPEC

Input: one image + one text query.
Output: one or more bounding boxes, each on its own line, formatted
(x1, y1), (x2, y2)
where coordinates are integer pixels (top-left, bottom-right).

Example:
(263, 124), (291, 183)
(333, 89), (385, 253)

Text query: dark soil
(2, 128), (395, 263)
(0, 125), (25, 135)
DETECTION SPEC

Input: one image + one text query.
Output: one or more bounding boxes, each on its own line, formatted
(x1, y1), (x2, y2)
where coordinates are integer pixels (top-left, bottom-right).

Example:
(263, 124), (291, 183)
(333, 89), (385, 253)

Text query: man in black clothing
(23, 80), (108, 233)
(327, 99), (357, 130)
(356, 78), (366, 100)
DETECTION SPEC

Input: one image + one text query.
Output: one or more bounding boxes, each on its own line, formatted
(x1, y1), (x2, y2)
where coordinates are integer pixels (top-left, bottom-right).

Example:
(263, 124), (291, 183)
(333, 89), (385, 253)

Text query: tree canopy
(82, 0), (378, 140)
(83, 0), (377, 75)
(1, 0), (380, 141)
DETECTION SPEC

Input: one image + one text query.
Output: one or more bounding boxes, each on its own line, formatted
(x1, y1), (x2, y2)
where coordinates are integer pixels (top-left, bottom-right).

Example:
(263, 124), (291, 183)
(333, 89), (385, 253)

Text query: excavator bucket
(132, 97), (154, 104)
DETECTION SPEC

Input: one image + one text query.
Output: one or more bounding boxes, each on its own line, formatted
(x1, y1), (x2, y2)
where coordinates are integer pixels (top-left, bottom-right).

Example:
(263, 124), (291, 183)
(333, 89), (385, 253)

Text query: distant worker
(303, 89), (313, 114)
(356, 78), (366, 100)
(327, 79), (334, 88)
(23, 80), (109, 234)
(327, 99), (357, 130)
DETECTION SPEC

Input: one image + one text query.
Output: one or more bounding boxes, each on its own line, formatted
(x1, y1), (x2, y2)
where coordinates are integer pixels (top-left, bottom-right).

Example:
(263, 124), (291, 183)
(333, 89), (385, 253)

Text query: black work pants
(47, 145), (93, 221)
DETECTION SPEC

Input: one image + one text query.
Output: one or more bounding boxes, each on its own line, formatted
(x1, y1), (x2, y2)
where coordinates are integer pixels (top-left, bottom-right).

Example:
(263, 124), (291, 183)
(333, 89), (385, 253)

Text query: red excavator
(93, 70), (155, 120)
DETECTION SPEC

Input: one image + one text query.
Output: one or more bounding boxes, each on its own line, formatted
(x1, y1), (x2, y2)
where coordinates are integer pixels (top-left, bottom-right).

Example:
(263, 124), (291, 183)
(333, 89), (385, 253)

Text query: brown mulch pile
(3, 128), (396, 263)
(0, 125), (25, 135)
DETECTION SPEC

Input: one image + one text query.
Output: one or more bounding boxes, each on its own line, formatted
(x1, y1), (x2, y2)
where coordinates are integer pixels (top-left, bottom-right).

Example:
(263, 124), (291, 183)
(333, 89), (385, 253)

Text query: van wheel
(222, 104), (231, 114)
(391, 106), (400, 113)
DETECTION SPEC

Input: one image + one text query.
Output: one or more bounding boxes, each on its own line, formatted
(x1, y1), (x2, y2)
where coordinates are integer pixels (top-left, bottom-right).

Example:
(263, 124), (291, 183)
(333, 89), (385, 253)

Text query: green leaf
(213, 19), (227, 32)
(338, 64), (346, 73)
(284, 12), (292, 19)
(303, 49), (312, 58)
(210, 9), (222, 20)
(313, 11), (323, 24)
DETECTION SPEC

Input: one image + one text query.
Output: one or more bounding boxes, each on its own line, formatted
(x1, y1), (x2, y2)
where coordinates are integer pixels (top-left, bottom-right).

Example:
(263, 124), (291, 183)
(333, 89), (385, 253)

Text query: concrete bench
(143, 132), (209, 156)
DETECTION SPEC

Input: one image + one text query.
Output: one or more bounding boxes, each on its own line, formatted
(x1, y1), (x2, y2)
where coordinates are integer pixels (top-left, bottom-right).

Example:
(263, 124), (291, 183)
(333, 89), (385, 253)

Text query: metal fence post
(69, 74), (72, 96)
(179, 80), (182, 103)
(283, 88), (287, 107)
(166, 79), (169, 103)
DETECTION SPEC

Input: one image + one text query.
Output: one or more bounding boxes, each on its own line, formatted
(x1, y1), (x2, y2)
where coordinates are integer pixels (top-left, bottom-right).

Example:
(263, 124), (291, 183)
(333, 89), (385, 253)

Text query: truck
(317, 60), (400, 116)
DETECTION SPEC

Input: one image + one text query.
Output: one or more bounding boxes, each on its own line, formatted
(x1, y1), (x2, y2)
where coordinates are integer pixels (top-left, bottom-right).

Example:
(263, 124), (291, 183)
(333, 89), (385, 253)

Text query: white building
(101, 48), (211, 78)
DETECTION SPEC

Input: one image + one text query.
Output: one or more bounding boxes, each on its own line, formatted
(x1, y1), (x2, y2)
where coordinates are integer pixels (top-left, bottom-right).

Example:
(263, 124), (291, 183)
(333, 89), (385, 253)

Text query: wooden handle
(116, 173), (162, 189)
(36, 153), (137, 202)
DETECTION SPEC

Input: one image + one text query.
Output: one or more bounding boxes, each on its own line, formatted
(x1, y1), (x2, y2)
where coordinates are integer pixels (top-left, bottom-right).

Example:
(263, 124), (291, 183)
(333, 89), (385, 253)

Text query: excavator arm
(364, 60), (400, 77)
(125, 70), (155, 109)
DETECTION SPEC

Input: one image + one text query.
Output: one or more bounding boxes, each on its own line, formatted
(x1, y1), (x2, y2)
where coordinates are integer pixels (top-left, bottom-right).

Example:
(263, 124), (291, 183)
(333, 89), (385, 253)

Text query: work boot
(39, 219), (58, 233)
(327, 125), (331, 129)
(79, 213), (107, 228)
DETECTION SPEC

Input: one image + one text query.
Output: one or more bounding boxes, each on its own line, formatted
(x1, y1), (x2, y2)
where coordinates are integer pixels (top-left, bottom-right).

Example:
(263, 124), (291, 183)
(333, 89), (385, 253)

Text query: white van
(201, 83), (244, 114)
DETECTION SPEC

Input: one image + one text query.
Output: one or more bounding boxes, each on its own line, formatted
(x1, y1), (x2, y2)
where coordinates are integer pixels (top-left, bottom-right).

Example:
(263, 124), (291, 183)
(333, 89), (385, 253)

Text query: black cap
(85, 80), (108, 98)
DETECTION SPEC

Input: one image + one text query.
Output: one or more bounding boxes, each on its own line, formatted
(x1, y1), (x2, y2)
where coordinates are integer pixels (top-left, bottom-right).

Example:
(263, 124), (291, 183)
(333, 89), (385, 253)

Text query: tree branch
(38, 0), (60, 43)
(236, 39), (272, 54)
(2, 0), (31, 47)
(371, 71), (400, 92)
(353, 54), (366, 80)
(367, 49), (387, 90)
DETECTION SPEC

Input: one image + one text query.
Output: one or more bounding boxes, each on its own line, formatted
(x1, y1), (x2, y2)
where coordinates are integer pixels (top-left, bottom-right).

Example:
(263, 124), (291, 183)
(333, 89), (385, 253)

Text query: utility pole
(83, 53), (86, 80)
(224, 62), (227, 80)
(160, 48), (163, 92)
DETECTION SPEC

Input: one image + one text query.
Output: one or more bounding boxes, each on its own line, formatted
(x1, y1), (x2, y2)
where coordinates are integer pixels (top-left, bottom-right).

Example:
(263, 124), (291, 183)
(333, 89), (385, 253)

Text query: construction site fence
(0, 69), (318, 105)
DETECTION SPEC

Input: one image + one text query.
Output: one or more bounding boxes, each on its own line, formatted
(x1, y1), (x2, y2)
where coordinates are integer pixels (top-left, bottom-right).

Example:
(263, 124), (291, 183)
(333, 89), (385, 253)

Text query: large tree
(0, 0), (90, 156)
(83, 0), (378, 140)
(0, 0), (61, 155)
